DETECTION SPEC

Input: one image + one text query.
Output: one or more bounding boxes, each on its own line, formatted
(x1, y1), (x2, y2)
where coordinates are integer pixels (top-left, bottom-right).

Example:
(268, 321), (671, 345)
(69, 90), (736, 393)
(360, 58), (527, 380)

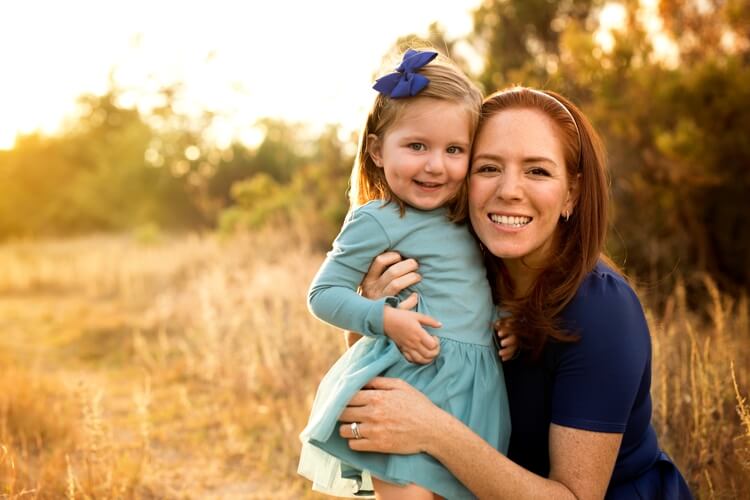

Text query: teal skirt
(298, 334), (511, 499)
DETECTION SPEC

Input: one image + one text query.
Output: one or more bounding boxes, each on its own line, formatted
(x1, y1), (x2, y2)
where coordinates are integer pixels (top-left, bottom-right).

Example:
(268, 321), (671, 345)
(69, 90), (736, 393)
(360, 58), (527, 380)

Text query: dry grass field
(0, 232), (748, 499)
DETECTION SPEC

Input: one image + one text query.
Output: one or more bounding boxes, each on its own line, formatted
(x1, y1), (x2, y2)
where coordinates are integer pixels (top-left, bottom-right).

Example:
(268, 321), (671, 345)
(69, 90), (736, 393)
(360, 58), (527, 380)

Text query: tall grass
(0, 233), (747, 498)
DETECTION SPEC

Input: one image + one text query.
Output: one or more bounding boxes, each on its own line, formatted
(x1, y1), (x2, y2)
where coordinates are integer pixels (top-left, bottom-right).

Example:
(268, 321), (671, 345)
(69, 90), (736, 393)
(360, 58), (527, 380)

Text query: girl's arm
(345, 251), (423, 348)
(345, 294), (420, 347)
(339, 377), (621, 499)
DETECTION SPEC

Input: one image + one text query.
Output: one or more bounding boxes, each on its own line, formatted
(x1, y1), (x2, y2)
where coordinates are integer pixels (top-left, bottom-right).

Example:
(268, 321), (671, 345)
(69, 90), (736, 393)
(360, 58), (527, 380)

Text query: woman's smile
(469, 108), (577, 271)
(488, 213), (533, 230)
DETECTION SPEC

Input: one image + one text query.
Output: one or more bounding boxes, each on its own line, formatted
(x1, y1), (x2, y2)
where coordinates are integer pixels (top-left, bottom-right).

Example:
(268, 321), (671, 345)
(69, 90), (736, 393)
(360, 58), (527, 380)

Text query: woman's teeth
(490, 214), (531, 227)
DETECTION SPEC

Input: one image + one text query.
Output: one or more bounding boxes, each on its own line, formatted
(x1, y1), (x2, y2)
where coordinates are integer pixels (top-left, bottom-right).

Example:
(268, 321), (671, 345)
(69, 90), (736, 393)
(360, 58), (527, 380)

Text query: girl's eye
(447, 146), (462, 154)
(409, 143), (426, 151)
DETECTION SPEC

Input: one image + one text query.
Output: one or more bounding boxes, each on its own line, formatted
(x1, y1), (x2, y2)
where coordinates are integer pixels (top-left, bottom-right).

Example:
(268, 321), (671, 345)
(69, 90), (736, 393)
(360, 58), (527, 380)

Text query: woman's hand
(338, 377), (445, 455)
(360, 251), (421, 299)
(494, 319), (520, 362)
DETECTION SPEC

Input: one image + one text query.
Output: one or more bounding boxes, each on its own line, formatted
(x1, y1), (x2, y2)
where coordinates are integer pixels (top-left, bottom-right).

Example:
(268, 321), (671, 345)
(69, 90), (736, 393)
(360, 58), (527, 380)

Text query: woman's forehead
(474, 109), (564, 159)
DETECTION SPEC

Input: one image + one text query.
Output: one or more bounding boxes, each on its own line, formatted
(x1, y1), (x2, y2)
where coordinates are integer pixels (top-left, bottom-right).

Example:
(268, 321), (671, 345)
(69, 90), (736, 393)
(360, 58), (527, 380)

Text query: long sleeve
(307, 206), (399, 337)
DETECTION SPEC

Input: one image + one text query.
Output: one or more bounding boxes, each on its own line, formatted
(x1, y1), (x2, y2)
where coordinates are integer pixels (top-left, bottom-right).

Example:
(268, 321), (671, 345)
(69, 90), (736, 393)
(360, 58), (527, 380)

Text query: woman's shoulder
(556, 261), (651, 372)
(563, 260), (649, 342)
(573, 261), (640, 308)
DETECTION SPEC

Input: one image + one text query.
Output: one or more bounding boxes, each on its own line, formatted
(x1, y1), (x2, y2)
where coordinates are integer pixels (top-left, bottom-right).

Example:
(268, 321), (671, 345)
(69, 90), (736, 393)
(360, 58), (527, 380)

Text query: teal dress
(298, 200), (510, 499)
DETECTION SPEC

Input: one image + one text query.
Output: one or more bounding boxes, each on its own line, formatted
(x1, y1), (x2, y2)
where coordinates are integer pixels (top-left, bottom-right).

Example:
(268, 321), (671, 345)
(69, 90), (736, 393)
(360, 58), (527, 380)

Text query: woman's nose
(496, 171), (523, 200)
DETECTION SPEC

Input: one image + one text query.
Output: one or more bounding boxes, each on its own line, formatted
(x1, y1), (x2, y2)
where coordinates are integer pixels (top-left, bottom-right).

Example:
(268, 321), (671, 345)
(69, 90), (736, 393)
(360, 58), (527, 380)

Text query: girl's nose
(424, 152), (445, 174)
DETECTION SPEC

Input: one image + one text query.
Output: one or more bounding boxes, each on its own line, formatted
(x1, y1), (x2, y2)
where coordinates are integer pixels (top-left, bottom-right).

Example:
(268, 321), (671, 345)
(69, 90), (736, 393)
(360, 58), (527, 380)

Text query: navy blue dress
(503, 262), (693, 499)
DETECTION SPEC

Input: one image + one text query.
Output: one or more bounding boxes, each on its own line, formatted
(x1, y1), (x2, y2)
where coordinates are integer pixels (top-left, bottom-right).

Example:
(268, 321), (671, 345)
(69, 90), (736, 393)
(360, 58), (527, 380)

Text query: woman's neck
(503, 259), (543, 298)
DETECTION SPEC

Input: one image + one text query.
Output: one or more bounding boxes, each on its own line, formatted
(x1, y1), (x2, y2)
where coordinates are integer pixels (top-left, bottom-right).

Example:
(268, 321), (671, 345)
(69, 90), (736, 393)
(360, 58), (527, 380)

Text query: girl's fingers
(397, 292), (419, 310)
(405, 349), (429, 365)
(416, 313), (442, 329)
(419, 332), (439, 350)
(424, 339), (440, 357)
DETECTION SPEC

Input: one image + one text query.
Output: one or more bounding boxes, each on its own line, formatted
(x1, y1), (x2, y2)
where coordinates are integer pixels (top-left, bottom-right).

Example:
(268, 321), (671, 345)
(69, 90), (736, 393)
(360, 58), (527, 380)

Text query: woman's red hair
(478, 87), (610, 358)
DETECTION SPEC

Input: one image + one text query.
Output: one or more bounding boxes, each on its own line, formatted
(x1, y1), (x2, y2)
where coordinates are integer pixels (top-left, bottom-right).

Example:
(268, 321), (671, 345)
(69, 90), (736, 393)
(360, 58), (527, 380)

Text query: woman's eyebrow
(471, 153), (504, 163)
(523, 156), (557, 166)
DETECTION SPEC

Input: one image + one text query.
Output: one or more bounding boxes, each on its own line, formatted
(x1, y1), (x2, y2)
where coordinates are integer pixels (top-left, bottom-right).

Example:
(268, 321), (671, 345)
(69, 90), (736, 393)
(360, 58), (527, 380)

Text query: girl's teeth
(490, 214), (531, 227)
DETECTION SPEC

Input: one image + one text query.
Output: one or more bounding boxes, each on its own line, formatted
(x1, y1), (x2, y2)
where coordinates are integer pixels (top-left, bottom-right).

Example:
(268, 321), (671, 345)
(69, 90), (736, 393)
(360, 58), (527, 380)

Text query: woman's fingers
(339, 377), (437, 455)
(367, 251), (403, 278)
(362, 376), (407, 391)
(360, 254), (420, 299)
(384, 271), (421, 296)
(382, 257), (419, 282)
(360, 252), (402, 298)
(338, 406), (371, 424)
(497, 329), (519, 361)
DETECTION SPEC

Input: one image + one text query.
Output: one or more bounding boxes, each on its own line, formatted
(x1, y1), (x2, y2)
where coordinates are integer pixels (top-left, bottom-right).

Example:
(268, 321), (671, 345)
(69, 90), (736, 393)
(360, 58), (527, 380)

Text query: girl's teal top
(298, 200), (510, 499)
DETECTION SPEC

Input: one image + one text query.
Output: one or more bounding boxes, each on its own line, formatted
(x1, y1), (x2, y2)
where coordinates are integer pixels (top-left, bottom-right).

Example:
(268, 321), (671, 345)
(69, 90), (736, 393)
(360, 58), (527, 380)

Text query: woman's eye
(474, 164), (499, 174)
(529, 167), (550, 176)
(409, 143), (426, 151)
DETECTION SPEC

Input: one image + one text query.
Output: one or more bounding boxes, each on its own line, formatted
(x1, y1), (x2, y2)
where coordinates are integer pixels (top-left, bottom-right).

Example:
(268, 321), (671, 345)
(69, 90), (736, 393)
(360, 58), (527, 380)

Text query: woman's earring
(563, 211), (570, 222)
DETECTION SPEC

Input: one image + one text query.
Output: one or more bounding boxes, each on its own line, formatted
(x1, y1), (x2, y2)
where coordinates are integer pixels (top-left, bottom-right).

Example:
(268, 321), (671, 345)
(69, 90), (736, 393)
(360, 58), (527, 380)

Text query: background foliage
(1, 0), (747, 294)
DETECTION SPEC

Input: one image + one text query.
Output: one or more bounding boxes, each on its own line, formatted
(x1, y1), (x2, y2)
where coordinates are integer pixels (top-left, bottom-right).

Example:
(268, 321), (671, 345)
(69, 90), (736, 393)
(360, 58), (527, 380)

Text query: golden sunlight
(0, 0), (480, 151)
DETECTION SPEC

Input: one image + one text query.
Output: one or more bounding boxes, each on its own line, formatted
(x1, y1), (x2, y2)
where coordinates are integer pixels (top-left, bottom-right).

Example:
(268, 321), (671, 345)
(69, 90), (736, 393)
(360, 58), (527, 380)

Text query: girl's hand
(494, 319), (520, 361)
(346, 279), (420, 348)
(384, 306), (440, 364)
(338, 377), (443, 455)
(360, 251), (420, 299)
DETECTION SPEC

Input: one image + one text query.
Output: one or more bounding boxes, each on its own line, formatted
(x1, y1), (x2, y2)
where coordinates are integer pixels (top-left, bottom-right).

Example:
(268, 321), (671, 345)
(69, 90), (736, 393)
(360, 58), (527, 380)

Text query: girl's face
(368, 98), (472, 211)
(469, 108), (578, 269)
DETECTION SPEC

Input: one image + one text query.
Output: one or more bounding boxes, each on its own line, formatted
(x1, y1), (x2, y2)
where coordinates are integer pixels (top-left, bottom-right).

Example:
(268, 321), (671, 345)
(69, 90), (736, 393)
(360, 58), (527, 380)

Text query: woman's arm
(339, 377), (621, 499)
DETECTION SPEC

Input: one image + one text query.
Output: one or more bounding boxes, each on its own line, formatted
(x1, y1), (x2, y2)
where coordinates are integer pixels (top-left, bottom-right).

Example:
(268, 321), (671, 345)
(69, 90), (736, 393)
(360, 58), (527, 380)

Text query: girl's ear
(366, 134), (384, 168)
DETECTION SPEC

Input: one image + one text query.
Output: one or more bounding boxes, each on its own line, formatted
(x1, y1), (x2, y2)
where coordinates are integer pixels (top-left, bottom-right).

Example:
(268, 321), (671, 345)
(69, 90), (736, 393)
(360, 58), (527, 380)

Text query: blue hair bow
(373, 49), (438, 99)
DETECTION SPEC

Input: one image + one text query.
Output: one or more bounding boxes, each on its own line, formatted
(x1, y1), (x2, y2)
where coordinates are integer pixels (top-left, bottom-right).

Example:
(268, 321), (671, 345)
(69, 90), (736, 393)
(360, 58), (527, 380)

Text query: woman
(337, 87), (692, 499)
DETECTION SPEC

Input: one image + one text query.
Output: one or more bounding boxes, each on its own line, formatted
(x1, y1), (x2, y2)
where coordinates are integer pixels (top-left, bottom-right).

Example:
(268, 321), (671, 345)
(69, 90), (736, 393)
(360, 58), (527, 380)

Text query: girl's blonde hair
(349, 49), (482, 221)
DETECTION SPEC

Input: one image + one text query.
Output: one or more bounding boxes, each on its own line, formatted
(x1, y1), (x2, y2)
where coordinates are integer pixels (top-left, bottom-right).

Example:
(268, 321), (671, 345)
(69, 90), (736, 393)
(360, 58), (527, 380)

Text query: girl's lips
(413, 180), (443, 191)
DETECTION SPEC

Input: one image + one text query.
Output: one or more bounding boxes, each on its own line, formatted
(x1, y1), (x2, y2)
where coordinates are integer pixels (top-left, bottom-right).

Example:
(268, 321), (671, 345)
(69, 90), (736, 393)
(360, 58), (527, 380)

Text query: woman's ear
(366, 134), (384, 168)
(565, 173), (581, 214)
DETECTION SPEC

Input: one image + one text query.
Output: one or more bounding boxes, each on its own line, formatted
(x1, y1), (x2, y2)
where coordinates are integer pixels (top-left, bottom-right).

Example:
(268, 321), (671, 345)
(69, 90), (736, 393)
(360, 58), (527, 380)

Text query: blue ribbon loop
(373, 49), (438, 99)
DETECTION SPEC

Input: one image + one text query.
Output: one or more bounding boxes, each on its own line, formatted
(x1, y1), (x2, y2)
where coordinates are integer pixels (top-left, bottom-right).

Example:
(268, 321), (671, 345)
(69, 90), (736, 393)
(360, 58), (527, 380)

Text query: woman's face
(468, 108), (577, 269)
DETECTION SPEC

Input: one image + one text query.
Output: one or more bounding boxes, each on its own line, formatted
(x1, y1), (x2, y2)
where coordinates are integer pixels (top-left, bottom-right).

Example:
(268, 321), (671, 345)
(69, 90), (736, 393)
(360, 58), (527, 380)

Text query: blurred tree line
(469, 0), (750, 295)
(0, 0), (747, 293)
(0, 87), (351, 248)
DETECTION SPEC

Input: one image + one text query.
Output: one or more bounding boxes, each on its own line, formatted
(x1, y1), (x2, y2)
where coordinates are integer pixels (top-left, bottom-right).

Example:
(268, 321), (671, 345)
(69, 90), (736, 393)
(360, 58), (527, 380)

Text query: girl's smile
(367, 97), (472, 211)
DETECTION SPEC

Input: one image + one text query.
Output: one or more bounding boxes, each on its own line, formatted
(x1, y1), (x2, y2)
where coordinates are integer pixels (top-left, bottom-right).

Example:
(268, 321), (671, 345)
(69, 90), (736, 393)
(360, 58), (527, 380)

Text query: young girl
(298, 49), (511, 500)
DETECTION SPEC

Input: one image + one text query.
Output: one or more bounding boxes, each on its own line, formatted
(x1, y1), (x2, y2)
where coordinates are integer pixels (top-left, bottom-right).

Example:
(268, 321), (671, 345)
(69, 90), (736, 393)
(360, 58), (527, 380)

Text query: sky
(0, 0), (486, 150)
